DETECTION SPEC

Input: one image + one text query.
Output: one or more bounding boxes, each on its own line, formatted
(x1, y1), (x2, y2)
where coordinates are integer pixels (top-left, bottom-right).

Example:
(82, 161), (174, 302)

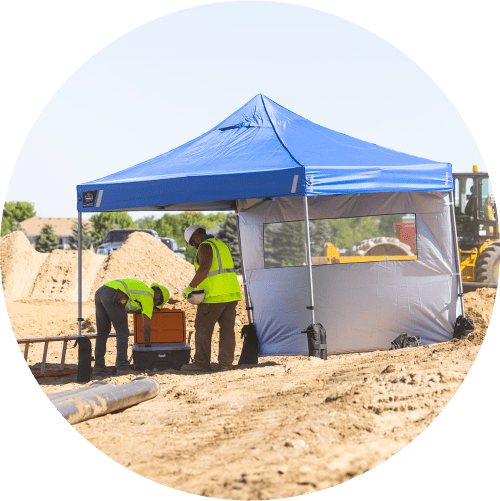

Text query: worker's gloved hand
(182, 286), (194, 299)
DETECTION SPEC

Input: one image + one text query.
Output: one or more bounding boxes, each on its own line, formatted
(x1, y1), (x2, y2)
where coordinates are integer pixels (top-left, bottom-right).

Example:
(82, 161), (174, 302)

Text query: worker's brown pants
(194, 301), (238, 369)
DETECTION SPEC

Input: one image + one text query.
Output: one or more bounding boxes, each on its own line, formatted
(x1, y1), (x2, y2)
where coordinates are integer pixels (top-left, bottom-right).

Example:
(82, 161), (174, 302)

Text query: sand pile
(90, 231), (195, 297)
(0, 231), (105, 302)
(0, 230), (196, 303)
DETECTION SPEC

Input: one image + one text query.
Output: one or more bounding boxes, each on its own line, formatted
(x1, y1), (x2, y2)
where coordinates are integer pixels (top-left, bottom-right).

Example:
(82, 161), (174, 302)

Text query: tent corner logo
(82, 190), (98, 208)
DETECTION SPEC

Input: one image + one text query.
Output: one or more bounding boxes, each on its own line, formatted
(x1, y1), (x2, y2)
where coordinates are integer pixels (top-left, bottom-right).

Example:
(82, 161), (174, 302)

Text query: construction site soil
(1, 230), (497, 499)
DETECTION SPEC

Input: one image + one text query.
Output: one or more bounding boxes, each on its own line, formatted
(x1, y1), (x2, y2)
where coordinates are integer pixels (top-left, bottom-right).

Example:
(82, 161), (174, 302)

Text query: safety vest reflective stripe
(207, 268), (235, 277)
(206, 240), (235, 276)
(115, 280), (153, 298)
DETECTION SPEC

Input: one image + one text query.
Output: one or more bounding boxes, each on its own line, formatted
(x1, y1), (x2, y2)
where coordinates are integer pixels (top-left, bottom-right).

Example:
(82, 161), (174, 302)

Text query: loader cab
(453, 171), (498, 250)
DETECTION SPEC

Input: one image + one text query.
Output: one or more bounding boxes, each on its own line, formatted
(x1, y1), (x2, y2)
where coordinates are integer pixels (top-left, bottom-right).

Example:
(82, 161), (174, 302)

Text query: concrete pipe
(53, 377), (160, 425)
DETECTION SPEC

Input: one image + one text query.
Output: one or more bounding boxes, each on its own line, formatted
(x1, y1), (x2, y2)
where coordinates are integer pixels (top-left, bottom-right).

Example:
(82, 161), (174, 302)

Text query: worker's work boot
(211, 364), (233, 372)
(180, 362), (211, 373)
(115, 367), (135, 376)
(93, 366), (117, 375)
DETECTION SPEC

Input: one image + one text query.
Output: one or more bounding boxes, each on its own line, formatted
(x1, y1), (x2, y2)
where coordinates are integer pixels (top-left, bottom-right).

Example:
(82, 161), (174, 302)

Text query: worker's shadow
(166, 360), (281, 376)
(31, 360), (283, 385)
(29, 362), (81, 384)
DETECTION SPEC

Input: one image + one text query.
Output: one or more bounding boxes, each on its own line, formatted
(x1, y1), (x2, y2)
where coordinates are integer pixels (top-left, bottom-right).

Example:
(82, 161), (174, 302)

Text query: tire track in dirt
(28, 249), (103, 302)
(12, 251), (48, 301)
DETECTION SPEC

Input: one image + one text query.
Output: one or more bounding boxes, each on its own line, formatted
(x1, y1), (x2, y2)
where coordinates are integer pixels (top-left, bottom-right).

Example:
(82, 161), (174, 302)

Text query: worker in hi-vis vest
(94, 279), (178, 375)
(181, 225), (242, 372)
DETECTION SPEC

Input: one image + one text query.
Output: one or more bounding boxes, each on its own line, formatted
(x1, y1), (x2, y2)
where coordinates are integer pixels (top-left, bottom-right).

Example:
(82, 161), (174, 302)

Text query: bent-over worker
(94, 279), (178, 375)
(181, 225), (242, 372)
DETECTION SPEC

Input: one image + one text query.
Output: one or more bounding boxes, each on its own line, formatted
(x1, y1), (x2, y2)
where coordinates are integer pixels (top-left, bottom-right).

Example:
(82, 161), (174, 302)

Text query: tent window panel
(264, 214), (417, 269)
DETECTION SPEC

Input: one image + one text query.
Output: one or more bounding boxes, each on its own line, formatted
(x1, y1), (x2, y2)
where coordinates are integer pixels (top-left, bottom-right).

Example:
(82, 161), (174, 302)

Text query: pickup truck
(96, 228), (161, 255)
(160, 237), (187, 260)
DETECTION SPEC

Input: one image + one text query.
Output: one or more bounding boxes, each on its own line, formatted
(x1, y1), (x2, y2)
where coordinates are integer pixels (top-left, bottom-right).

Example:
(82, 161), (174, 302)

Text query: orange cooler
(132, 308), (191, 371)
(134, 309), (186, 345)
(134, 308), (186, 344)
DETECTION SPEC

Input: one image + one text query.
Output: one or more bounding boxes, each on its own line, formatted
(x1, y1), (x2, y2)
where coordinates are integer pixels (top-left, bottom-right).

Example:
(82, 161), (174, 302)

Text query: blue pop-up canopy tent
(77, 94), (452, 212)
(76, 95), (462, 356)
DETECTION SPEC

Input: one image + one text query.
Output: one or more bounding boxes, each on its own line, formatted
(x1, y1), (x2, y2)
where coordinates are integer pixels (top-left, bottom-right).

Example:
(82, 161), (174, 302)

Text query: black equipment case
(132, 343), (191, 371)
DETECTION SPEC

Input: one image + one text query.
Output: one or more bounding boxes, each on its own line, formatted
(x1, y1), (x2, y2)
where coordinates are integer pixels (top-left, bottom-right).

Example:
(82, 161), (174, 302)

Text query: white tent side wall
(237, 191), (461, 356)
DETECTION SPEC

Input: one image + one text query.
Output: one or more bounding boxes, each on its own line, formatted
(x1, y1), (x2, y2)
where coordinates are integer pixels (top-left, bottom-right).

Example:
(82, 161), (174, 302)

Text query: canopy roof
(77, 94), (452, 212)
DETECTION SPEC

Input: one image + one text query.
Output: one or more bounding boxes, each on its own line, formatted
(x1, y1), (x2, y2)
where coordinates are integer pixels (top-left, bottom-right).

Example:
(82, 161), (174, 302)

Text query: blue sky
(4, 1), (490, 220)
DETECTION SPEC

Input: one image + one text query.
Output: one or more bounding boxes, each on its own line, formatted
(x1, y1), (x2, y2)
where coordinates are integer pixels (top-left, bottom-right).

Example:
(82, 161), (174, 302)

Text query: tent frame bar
(449, 192), (465, 316)
(303, 196), (316, 325)
(78, 212), (83, 336)
(235, 206), (253, 325)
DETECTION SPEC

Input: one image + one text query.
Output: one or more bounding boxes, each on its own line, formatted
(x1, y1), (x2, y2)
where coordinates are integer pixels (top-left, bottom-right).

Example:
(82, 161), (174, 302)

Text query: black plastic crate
(132, 343), (191, 371)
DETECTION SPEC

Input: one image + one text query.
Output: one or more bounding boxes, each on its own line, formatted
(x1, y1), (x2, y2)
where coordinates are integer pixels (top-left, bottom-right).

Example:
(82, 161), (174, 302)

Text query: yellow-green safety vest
(194, 238), (242, 303)
(104, 279), (158, 318)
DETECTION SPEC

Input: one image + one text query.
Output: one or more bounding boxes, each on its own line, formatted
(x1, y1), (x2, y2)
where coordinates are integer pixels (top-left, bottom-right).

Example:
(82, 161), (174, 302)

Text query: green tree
(89, 212), (136, 242)
(136, 215), (157, 230)
(68, 221), (95, 250)
(10, 221), (28, 236)
(328, 216), (380, 251)
(1, 201), (36, 236)
(35, 225), (59, 253)
(376, 214), (405, 238)
(308, 219), (333, 256)
(154, 214), (185, 239)
(264, 220), (306, 268)
(175, 212), (229, 263)
(216, 214), (242, 273)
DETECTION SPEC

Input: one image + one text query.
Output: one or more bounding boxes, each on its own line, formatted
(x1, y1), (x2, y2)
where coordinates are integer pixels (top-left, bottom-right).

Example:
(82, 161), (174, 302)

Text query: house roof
(20, 217), (93, 236)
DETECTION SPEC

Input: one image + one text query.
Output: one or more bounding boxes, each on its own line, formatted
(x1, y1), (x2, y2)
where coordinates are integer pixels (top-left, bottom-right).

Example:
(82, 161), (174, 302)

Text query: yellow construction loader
(454, 166), (499, 285)
(312, 238), (416, 265)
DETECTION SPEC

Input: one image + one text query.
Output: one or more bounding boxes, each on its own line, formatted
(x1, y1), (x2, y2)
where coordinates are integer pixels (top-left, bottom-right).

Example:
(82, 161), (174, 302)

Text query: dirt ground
(2, 231), (497, 499)
(4, 287), (494, 500)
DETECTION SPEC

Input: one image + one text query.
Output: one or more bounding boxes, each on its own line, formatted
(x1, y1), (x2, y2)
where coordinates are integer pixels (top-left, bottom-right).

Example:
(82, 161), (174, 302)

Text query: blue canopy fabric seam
(260, 95), (303, 168)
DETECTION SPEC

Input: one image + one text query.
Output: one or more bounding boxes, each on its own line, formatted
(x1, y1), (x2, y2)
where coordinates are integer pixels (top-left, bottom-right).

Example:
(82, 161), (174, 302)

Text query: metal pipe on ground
(52, 377), (160, 425)
(45, 381), (113, 403)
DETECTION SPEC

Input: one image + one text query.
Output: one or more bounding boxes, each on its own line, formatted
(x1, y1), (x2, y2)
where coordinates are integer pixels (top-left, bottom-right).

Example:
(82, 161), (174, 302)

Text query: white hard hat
(184, 225), (205, 245)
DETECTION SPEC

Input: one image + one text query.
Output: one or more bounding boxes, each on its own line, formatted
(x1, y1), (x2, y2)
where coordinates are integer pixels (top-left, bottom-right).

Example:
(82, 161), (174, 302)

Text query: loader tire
(475, 242), (500, 285)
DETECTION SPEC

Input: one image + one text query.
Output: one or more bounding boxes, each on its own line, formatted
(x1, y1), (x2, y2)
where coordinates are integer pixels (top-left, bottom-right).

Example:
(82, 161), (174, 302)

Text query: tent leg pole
(78, 212), (83, 337)
(449, 192), (465, 317)
(236, 205), (253, 324)
(303, 196), (315, 325)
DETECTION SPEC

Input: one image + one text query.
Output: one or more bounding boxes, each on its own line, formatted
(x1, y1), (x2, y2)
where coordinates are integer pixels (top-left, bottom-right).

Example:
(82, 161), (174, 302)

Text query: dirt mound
(0, 231), (105, 302)
(30, 249), (103, 302)
(462, 287), (497, 345)
(90, 231), (195, 298)
(0, 230), (195, 303)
